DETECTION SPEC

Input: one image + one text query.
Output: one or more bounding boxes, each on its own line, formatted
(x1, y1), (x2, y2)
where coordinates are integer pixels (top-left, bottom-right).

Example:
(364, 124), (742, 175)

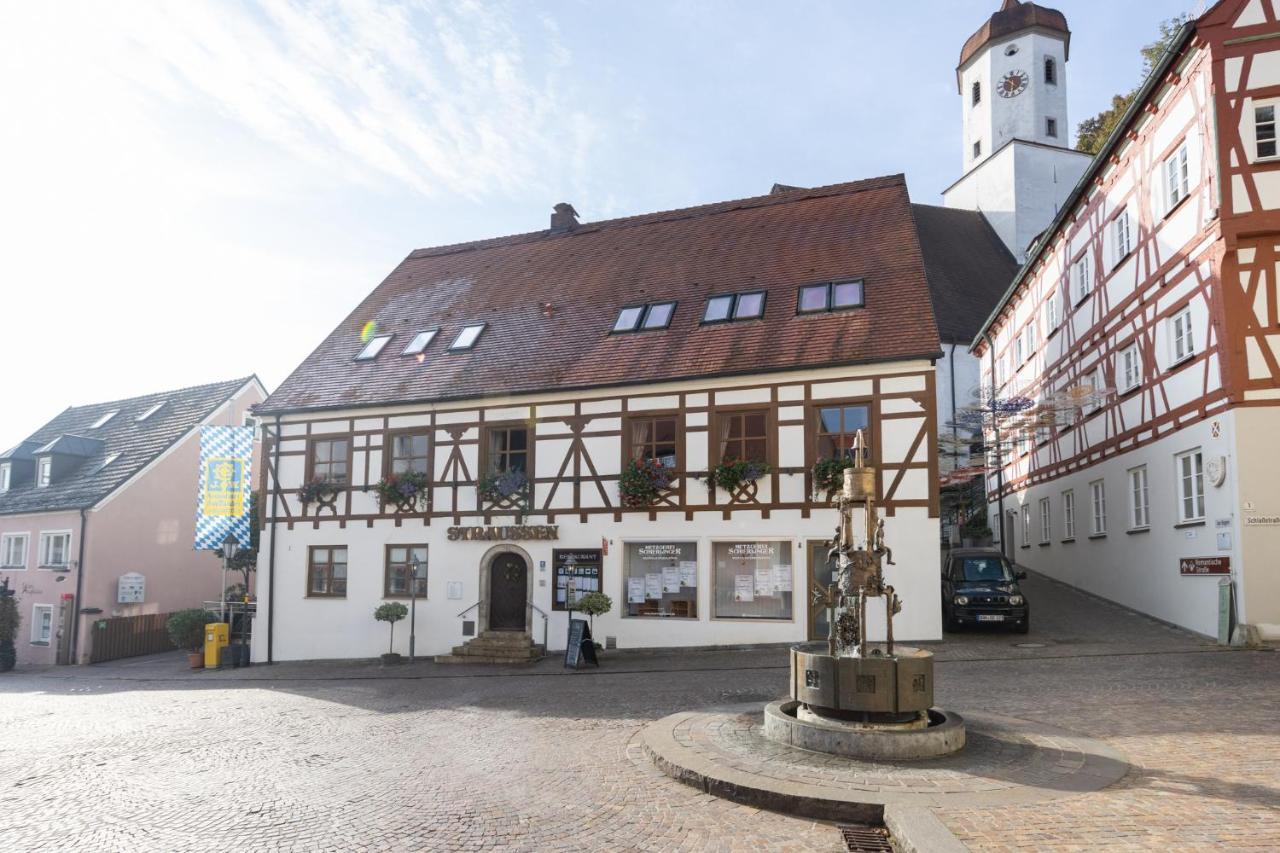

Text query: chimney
(550, 202), (579, 234)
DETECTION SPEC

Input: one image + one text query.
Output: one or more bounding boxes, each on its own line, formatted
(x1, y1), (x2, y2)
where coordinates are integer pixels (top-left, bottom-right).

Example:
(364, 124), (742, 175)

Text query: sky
(0, 0), (1196, 450)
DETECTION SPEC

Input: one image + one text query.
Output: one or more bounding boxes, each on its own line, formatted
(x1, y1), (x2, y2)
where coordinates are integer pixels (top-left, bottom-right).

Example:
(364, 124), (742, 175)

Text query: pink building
(0, 377), (266, 666)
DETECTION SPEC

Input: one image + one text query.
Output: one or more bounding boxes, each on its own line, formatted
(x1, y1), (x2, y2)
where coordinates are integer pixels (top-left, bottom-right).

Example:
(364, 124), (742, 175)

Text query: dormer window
(611, 302), (676, 333)
(91, 410), (118, 429)
(355, 335), (392, 361)
(797, 280), (865, 314)
(0, 463), (9, 492)
(702, 291), (766, 324)
(136, 402), (165, 422)
(448, 323), (486, 351)
(402, 329), (438, 356)
(37, 457), (52, 488)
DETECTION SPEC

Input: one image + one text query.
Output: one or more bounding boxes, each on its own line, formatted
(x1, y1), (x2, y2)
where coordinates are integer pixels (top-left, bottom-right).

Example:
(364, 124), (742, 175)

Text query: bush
(619, 458), (673, 507)
(167, 609), (209, 652)
(705, 459), (769, 493)
(373, 471), (431, 512)
(0, 581), (18, 673)
(374, 602), (409, 654)
(812, 457), (855, 496)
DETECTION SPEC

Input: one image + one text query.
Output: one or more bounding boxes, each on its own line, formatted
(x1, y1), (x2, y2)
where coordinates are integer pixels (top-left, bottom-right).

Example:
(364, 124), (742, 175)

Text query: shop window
(309, 438), (349, 483)
(554, 549), (603, 611)
(389, 433), (430, 475)
(487, 426), (529, 474)
(384, 545), (428, 598)
(814, 404), (870, 461)
(716, 410), (768, 463)
(307, 546), (348, 597)
(712, 541), (793, 620)
(623, 542), (697, 618)
(629, 416), (678, 469)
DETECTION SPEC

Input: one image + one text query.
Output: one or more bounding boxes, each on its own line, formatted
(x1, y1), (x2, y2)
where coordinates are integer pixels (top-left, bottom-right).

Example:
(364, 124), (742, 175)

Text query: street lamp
(219, 532), (239, 624)
(408, 555), (426, 662)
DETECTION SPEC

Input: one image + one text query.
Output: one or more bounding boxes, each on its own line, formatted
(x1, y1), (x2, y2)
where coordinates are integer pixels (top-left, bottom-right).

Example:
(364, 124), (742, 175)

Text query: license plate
(977, 614), (1004, 622)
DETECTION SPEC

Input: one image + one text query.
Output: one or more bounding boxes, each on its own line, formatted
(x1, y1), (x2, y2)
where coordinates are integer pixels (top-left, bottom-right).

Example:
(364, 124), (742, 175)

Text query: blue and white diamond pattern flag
(194, 425), (254, 550)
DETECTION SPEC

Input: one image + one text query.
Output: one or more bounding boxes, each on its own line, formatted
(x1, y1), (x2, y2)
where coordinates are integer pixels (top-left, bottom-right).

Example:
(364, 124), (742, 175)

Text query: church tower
(943, 0), (1092, 260)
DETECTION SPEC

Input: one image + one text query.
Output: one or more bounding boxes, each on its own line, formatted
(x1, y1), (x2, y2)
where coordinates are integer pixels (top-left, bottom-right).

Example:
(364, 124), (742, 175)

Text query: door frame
(478, 544), (534, 634)
(805, 538), (836, 641)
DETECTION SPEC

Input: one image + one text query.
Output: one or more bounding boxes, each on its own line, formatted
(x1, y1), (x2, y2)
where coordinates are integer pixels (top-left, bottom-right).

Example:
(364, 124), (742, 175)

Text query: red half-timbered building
(973, 0), (1280, 640)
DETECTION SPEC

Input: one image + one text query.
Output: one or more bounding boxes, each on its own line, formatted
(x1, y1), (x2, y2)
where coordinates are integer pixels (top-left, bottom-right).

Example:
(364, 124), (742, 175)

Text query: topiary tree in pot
(167, 608), (209, 669)
(0, 578), (20, 673)
(374, 602), (409, 665)
(572, 591), (613, 652)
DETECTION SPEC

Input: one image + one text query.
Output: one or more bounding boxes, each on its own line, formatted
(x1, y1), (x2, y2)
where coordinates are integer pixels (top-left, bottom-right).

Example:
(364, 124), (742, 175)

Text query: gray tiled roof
(0, 377), (253, 516)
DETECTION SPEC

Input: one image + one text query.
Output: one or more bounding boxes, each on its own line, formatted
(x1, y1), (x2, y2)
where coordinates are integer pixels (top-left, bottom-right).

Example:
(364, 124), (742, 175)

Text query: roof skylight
(448, 323), (486, 351)
(797, 279), (865, 314)
(402, 329), (439, 356)
(355, 335), (393, 361)
(702, 291), (766, 324)
(90, 410), (119, 429)
(612, 301), (676, 333)
(96, 453), (121, 472)
(136, 402), (166, 422)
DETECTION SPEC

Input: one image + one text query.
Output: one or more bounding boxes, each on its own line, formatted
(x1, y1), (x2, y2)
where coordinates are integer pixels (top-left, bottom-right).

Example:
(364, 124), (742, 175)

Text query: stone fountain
(762, 431), (965, 760)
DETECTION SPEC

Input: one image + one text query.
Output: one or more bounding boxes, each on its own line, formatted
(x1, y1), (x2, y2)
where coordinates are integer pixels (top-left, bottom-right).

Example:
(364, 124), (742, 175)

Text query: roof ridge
(60, 375), (253, 414)
(407, 174), (906, 261)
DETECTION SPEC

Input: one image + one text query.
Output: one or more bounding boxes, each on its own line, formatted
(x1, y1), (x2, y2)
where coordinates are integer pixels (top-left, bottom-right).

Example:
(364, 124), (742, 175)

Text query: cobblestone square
(0, 574), (1276, 851)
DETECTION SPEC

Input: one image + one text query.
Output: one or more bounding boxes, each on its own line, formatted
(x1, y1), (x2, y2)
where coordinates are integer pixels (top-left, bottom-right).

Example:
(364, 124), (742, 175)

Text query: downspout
(982, 333), (1007, 555)
(266, 414), (282, 664)
(69, 507), (89, 664)
(948, 343), (959, 476)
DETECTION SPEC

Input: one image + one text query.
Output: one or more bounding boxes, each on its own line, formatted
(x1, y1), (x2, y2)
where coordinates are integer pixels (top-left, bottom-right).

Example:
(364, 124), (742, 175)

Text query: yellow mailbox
(204, 622), (229, 668)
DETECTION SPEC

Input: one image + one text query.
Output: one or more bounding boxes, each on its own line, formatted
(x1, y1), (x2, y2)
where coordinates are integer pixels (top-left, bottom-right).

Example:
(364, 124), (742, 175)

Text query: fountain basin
(764, 700), (966, 760)
(790, 642), (934, 716)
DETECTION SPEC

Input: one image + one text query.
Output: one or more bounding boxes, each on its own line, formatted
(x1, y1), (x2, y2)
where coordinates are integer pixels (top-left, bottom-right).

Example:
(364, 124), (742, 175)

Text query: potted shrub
(571, 591), (613, 652)
(374, 602), (408, 665)
(619, 457), (673, 507)
(0, 579), (18, 673)
(298, 477), (341, 506)
(167, 608), (209, 669)
(705, 458), (770, 494)
(478, 468), (530, 510)
(373, 471), (431, 513)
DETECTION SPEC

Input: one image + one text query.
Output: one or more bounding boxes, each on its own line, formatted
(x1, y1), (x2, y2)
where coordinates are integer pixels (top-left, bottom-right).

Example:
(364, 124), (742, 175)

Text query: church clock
(997, 70), (1029, 98)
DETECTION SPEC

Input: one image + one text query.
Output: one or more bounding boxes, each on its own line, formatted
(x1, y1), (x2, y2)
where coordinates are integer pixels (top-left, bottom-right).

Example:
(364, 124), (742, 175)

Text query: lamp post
(408, 555), (425, 662)
(219, 532), (239, 625)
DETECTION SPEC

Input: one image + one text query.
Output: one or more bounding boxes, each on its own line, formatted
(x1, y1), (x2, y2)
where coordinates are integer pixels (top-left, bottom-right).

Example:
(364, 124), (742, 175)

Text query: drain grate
(839, 823), (894, 852)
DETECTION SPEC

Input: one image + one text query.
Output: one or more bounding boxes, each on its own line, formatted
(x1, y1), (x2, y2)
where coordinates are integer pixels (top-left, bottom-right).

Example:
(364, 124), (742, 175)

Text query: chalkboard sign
(564, 618), (599, 669)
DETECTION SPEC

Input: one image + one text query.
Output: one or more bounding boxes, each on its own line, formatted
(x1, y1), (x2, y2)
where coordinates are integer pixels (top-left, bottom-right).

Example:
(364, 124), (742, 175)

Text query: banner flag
(194, 425), (254, 550)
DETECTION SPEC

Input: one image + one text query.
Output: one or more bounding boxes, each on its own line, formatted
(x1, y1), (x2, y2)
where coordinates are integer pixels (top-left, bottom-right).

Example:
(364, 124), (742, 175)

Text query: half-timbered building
(973, 0), (1280, 640)
(252, 175), (955, 661)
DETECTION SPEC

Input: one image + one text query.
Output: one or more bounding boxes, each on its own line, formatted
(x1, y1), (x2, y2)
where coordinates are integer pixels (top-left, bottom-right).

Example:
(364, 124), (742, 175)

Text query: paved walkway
(0, 573), (1276, 851)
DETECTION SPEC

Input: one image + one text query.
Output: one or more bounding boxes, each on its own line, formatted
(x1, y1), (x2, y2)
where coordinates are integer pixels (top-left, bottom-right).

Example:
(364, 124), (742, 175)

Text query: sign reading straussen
(1179, 556), (1230, 576)
(447, 525), (559, 541)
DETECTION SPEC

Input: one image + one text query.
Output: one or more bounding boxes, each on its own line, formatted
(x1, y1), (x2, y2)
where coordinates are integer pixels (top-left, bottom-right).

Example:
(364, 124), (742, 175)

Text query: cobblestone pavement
(0, 573), (1276, 851)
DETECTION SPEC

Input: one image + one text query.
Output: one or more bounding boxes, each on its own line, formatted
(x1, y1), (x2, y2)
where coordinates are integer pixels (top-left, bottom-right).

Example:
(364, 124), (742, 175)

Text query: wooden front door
(489, 553), (528, 632)
(806, 540), (838, 641)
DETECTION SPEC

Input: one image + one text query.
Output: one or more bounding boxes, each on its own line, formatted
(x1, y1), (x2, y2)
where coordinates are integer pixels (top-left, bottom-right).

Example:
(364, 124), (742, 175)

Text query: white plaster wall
(989, 415), (1239, 637)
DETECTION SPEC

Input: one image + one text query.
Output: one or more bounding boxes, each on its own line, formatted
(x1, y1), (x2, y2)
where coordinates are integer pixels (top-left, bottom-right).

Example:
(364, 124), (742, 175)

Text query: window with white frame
(1171, 306), (1194, 364)
(1072, 254), (1092, 303)
(1120, 344), (1142, 392)
(1062, 489), (1076, 539)
(1128, 466), (1150, 529)
(1176, 449), (1205, 523)
(1039, 498), (1051, 544)
(31, 604), (53, 645)
(1089, 480), (1107, 536)
(1164, 142), (1190, 211)
(1014, 331), (1024, 364)
(1023, 322), (1037, 357)
(38, 531), (71, 568)
(0, 462), (9, 492)
(1021, 504), (1031, 546)
(1, 533), (28, 569)
(1255, 103), (1277, 159)
(37, 457), (51, 488)
(1045, 290), (1060, 330)
(1112, 210), (1132, 266)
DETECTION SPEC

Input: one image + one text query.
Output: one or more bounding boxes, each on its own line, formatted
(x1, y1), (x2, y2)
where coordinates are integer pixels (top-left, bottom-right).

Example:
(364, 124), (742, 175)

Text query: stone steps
(434, 631), (545, 665)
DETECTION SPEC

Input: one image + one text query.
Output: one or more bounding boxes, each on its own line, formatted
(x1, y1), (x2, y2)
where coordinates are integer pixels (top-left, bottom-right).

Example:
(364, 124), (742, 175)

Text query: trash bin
(204, 623), (229, 669)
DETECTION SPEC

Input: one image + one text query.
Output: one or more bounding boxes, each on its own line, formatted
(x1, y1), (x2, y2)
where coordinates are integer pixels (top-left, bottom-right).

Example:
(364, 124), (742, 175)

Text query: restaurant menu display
(553, 548), (602, 611)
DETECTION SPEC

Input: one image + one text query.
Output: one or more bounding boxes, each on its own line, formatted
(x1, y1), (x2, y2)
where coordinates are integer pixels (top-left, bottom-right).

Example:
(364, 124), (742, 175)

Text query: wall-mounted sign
(117, 572), (145, 604)
(446, 525), (559, 541)
(1179, 556), (1230, 576)
(1244, 515), (1280, 526)
(553, 549), (601, 611)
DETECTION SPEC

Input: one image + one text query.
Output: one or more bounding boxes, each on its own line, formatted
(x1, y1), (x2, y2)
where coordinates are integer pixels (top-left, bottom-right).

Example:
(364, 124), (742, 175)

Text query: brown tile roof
(957, 0), (1070, 89)
(258, 175), (942, 415)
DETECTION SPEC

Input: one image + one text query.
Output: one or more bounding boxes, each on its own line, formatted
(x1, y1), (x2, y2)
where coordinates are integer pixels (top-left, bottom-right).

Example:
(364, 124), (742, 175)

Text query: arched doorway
(479, 545), (533, 634)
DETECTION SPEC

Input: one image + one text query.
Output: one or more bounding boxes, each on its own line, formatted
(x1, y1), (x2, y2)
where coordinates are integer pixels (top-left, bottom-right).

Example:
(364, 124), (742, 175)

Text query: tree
(224, 492), (260, 599)
(572, 591), (613, 638)
(0, 578), (20, 673)
(374, 602), (408, 656)
(1076, 15), (1192, 155)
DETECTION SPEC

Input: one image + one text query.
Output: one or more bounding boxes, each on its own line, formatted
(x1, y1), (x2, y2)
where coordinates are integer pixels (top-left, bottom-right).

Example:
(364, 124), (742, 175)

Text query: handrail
(456, 600), (482, 619)
(528, 601), (550, 650)
(528, 601), (548, 619)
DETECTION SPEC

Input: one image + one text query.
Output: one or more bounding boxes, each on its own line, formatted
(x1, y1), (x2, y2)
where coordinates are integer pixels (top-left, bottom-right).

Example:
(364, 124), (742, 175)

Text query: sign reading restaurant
(447, 525), (559, 541)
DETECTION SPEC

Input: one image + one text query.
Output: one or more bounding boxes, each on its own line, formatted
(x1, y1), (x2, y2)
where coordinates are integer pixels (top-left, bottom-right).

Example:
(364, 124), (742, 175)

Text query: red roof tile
(259, 174), (941, 414)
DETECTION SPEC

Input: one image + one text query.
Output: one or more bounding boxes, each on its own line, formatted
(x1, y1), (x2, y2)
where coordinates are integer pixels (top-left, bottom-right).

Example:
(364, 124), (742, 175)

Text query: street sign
(1179, 556), (1230, 576)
